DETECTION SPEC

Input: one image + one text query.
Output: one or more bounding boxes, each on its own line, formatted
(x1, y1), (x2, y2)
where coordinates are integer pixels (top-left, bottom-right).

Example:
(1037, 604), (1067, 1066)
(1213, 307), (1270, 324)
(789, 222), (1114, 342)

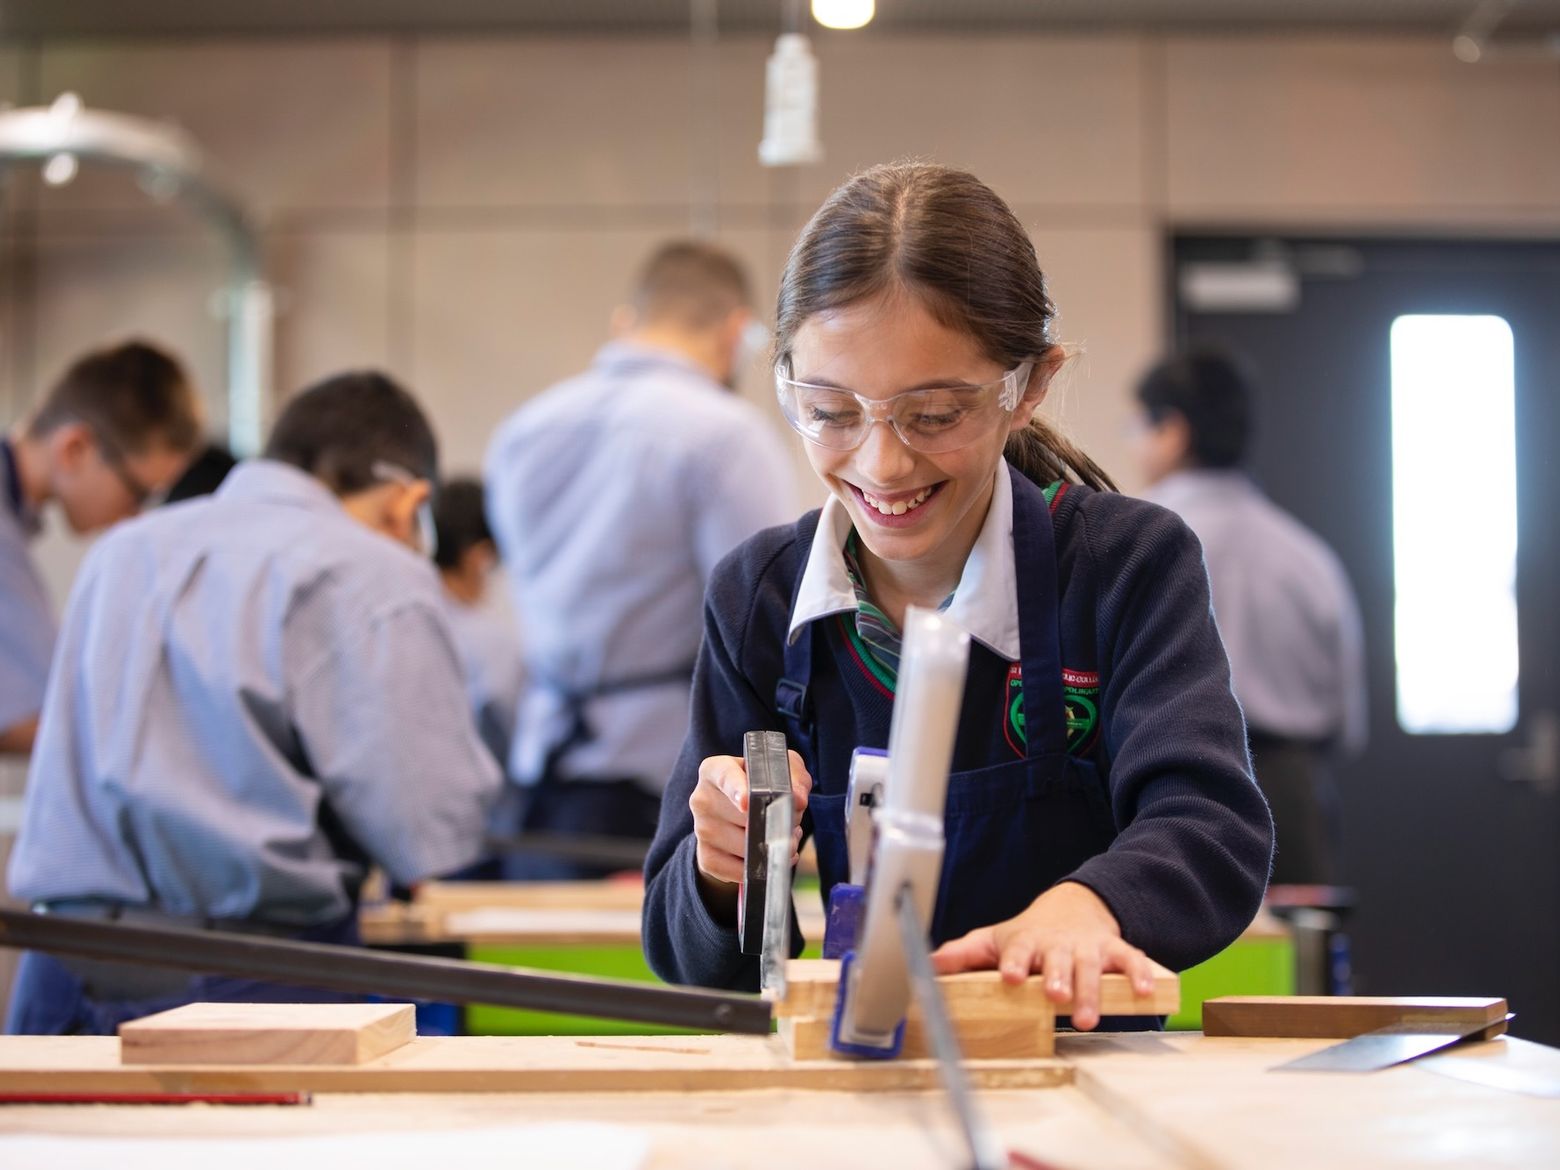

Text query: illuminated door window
(1391, 314), (1518, 734)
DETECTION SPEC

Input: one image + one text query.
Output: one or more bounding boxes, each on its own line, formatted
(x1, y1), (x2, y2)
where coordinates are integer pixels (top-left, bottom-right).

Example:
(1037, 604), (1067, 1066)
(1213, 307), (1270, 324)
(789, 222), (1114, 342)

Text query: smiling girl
(642, 162), (1273, 1030)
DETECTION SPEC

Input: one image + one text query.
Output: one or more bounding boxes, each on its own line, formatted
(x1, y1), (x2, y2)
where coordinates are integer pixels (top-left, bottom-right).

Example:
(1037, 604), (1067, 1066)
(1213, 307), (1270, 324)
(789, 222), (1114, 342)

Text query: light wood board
(778, 957), (1181, 1020)
(0, 1034), (1072, 1094)
(1202, 995), (1509, 1039)
(411, 881), (647, 912)
(118, 1003), (415, 1066)
(361, 885), (826, 947)
(778, 1010), (1059, 1060)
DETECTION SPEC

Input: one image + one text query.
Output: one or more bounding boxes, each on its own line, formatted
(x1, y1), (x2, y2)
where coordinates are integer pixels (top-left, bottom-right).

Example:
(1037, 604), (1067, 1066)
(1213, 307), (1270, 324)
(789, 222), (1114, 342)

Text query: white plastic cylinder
(758, 33), (823, 167)
(883, 607), (970, 819)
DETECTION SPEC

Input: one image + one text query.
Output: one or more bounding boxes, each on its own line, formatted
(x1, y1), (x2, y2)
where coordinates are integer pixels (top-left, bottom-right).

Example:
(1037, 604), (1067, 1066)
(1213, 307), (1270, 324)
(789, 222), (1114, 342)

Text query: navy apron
(776, 467), (1118, 946)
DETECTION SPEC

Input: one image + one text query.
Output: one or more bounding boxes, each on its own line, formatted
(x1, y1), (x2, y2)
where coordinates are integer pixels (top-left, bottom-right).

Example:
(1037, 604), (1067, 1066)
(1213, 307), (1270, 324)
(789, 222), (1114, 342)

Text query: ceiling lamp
(812, 0), (874, 31)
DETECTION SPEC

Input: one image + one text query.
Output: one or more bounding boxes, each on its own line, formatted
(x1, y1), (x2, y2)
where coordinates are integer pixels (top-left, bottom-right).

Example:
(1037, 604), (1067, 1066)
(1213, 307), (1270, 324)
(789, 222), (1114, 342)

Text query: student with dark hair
(5, 370), (501, 1035)
(433, 476), (524, 771)
(1132, 348), (1365, 885)
(643, 164), (1273, 1030)
(486, 240), (796, 878)
(1, 339), (203, 755)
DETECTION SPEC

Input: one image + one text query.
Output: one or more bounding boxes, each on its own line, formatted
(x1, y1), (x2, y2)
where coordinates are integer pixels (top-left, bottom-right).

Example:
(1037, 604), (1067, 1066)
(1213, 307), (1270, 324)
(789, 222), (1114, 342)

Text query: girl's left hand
(929, 882), (1156, 1031)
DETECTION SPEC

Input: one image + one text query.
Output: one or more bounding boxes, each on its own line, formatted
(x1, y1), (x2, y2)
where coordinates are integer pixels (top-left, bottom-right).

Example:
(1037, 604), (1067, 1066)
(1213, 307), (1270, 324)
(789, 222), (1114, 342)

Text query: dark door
(1174, 237), (1560, 1045)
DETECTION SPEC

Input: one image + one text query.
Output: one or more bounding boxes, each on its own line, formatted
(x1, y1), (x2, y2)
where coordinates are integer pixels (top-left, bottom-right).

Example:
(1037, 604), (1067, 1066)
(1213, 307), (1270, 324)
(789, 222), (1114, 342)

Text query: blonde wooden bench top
(0, 1032), (1555, 1169)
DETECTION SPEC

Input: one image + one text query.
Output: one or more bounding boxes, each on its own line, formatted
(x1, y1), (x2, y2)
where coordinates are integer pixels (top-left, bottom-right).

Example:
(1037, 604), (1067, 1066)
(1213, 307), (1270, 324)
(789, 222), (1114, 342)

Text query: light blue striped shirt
(440, 587), (525, 771)
(7, 460), (502, 925)
(1145, 469), (1367, 754)
(485, 341), (798, 792)
(0, 439), (54, 737)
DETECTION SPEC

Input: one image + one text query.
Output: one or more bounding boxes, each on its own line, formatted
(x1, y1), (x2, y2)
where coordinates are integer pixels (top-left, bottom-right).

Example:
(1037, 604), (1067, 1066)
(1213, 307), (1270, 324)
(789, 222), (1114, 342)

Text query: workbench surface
(0, 1031), (1555, 1169)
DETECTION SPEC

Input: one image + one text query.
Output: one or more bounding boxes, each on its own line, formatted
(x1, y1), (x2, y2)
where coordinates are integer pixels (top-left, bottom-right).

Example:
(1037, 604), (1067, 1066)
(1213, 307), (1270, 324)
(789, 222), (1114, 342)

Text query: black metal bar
(0, 908), (771, 1034)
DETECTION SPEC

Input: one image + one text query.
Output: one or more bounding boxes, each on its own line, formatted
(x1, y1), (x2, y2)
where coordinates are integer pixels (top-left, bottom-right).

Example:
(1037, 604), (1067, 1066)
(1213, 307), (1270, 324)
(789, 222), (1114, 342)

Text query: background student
(433, 475), (525, 773)
(485, 240), (797, 879)
(1132, 348), (1366, 886)
(0, 340), (203, 756)
(5, 370), (501, 1035)
(643, 163), (1273, 1030)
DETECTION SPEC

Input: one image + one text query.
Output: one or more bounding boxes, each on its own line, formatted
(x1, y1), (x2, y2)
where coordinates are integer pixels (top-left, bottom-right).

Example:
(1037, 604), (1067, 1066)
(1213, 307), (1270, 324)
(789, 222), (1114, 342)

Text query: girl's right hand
(689, 749), (812, 889)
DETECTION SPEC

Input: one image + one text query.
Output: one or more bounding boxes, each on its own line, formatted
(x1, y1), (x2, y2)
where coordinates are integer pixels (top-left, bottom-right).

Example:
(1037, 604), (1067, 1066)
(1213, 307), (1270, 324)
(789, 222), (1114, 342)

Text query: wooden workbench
(360, 881), (828, 948)
(0, 1032), (1555, 1168)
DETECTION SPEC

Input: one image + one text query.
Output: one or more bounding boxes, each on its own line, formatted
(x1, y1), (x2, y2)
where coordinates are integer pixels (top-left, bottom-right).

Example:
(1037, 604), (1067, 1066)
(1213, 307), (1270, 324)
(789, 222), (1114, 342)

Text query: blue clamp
(822, 883), (865, 958)
(828, 949), (906, 1059)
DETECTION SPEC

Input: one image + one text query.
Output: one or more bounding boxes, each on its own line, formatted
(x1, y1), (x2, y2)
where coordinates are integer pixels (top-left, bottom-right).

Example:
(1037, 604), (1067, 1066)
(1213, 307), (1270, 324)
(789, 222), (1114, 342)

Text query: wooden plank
(412, 882), (645, 911)
(362, 896), (826, 948)
(358, 902), (445, 946)
(1202, 996), (1509, 1039)
(0, 1034), (1071, 1094)
(778, 957), (1180, 1020)
(118, 1003), (415, 1066)
(779, 1009), (1056, 1060)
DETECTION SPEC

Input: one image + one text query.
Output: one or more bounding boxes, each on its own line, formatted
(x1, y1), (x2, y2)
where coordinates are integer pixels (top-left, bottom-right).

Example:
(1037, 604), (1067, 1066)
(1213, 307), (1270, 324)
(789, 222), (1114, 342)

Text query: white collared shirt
(787, 463), (1022, 660)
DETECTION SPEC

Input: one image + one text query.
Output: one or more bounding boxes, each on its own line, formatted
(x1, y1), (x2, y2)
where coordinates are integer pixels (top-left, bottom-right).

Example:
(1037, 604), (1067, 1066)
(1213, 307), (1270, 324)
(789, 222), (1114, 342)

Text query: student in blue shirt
(1133, 348), (1366, 885)
(432, 476), (524, 773)
(5, 371), (502, 1035)
(1, 340), (202, 756)
(642, 163), (1274, 1030)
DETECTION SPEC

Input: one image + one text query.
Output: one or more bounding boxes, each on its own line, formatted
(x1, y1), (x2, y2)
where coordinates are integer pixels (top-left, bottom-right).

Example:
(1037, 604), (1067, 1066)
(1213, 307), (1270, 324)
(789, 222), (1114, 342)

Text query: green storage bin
(466, 939), (824, 1036)
(1166, 935), (1296, 1031)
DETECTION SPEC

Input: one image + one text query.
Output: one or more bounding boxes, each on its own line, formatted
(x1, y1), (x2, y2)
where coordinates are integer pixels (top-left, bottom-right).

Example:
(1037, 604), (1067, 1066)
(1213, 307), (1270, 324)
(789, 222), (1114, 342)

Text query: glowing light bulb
(812, 0), (874, 30)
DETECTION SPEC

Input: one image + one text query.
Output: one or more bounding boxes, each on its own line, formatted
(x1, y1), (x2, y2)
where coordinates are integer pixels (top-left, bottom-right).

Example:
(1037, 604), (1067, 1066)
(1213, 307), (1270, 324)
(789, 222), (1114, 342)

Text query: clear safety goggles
(371, 459), (437, 560)
(774, 361), (1032, 454)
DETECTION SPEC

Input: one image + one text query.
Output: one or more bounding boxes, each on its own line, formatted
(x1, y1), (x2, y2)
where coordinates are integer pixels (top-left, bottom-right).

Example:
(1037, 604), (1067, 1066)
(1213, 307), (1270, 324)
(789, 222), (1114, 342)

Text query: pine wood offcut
(775, 957), (1180, 1060)
(118, 1002), (417, 1066)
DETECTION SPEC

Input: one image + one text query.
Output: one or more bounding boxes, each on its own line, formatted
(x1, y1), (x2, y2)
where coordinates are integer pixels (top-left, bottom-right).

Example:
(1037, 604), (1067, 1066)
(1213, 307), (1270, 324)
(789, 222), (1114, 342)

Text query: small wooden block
(1202, 996), (1510, 1039)
(119, 1002), (416, 1066)
(778, 958), (1180, 1021)
(780, 1008), (1057, 1060)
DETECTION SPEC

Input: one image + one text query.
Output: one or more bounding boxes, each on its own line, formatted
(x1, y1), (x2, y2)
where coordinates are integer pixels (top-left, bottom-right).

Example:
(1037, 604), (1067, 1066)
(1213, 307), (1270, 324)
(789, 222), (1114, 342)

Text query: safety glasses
(775, 361), (1032, 454)
(90, 430), (158, 509)
(371, 460), (437, 560)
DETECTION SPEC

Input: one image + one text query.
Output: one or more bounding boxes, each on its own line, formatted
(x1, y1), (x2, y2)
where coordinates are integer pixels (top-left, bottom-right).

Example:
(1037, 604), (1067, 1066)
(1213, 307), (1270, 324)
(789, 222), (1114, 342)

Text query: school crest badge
(1004, 664), (1101, 756)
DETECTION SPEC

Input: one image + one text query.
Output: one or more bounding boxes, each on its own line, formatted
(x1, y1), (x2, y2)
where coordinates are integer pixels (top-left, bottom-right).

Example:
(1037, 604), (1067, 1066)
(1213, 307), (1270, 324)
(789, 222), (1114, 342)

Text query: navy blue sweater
(643, 478), (1274, 991)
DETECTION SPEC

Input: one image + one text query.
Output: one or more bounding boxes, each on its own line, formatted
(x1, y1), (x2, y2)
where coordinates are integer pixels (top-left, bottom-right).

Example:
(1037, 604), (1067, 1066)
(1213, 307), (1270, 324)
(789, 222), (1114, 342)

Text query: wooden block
(1202, 996), (1510, 1039)
(780, 1008), (1056, 1060)
(778, 957), (1180, 1021)
(119, 1002), (416, 1066)
(5, 1035), (1073, 1093)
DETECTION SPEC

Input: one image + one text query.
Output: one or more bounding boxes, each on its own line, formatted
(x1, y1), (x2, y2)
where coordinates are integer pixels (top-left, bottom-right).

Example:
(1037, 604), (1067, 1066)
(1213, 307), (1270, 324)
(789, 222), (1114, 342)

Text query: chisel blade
(1273, 1014), (1513, 1073)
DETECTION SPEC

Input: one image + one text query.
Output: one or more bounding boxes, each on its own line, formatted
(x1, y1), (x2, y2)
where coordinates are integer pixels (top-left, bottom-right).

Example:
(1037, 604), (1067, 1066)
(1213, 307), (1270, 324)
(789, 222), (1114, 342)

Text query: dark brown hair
(264, 370), (438, 496)
(27, 339), (203, 456)
(1136, 346), (1254, 470)
(632, 240), (752, 330)
(774, 162), (1114, 492)
(431, 476), (492, 570)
